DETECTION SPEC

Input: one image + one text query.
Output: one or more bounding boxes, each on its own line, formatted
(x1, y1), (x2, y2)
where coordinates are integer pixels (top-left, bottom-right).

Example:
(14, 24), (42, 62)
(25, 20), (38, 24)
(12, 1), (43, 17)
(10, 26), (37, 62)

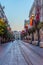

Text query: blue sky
(0, 0), (34, 31)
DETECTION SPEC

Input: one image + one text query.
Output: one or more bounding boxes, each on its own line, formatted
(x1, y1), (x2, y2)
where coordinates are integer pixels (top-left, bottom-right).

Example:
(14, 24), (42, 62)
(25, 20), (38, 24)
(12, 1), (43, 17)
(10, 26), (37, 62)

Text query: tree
(0, 18), (7, 37)
(28, 26), (36, 43)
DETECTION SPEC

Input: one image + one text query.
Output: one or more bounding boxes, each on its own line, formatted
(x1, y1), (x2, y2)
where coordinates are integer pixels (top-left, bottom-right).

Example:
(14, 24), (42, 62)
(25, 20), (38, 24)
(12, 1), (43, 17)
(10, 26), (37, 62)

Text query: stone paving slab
(0, 40), (28, 65)
(19, 41), (43, 65)
(21, 41), (43, 57)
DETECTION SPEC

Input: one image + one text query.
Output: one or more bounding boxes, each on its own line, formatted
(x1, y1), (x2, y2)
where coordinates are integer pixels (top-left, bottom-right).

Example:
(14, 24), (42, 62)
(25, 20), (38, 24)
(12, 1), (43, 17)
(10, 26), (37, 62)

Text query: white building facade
(14, 31), (21, 40)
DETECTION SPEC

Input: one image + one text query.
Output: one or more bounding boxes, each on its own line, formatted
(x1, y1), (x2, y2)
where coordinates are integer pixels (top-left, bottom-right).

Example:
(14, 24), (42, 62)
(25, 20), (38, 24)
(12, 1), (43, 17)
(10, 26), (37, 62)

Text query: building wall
(24, 20), (29, 26)
(29, 2), (35, 18)
(29, 0), (43, 22)
(14, 31), (21, 40)
(40, 29), (43, 41)
(0, 4), (8, 23)
(29, 0), (43, 41)
(40, 0), (43, 22)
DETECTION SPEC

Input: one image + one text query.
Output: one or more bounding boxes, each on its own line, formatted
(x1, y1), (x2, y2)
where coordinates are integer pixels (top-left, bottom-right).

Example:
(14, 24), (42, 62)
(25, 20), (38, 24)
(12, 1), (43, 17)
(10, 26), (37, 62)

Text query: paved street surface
(0, 40), (43, 65)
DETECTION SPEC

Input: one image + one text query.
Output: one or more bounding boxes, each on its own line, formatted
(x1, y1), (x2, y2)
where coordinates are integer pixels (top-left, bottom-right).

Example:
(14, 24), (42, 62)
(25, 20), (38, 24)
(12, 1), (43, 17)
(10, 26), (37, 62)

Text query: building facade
(0, 4), (8, 24)
(29, 2), (35, 18)
(29, 0), (43, 42)
(24, 19), (30, 29)
(14, 31), (21, 40)
(24, 20), (29, 26)
(29, 0), (43, 22)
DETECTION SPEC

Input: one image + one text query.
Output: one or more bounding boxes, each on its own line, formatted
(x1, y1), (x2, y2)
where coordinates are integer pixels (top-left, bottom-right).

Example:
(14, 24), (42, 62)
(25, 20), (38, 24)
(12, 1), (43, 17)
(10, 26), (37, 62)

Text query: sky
(0, 0), (34, 31)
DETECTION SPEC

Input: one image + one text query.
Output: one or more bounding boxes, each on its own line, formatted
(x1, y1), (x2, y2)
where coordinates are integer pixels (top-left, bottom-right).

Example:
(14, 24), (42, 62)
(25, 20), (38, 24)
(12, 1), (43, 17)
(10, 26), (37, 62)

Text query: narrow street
(0, 0), (43, 65)
(0, 40), (43, 65)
